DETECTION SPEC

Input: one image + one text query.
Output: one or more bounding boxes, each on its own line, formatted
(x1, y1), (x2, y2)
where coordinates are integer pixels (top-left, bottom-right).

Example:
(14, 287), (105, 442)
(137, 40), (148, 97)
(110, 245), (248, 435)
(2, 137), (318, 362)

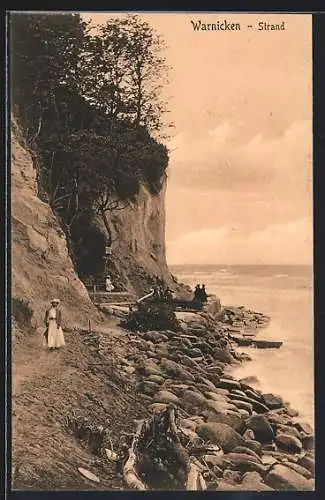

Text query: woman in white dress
(44, 299), (65, 350)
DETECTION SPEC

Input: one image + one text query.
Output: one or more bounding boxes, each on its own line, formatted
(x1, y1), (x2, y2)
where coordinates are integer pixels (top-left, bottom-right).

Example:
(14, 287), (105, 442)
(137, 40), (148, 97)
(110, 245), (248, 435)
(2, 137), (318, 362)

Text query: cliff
(11, 119), (185, 334)
(11, 119), (101, 332)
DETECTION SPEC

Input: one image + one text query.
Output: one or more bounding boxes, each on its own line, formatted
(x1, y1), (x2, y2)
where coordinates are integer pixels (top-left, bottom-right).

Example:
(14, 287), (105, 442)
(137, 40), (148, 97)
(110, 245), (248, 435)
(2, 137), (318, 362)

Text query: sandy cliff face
(11, 120), (186, 333)
(105, 178), (179, 295)
(11, 120), (100, 330)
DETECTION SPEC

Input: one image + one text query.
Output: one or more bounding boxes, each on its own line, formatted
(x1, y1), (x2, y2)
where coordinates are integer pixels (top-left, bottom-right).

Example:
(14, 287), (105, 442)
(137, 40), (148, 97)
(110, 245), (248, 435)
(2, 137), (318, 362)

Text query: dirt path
(12, 324), (149, 490)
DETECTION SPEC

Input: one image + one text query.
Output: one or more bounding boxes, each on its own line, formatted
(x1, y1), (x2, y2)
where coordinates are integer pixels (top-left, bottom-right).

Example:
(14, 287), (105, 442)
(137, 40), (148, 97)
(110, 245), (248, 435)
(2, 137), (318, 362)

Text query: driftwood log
(122, 404), (206, 490)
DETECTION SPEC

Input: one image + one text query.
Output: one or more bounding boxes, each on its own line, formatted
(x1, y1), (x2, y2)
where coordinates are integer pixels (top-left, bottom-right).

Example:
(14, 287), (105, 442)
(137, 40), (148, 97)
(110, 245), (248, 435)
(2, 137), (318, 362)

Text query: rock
(262, 393), (283, 410)
(283, 462), (313, 479)
(179, 427), (200, 443)
(231, 399), (253, 414)
(226, 453), (267, 474)
(167, 383), (190, 397)
(240, 375), (260, 386)
(181, 390), (207, 410)
(213, 348), (235, 364)
(196, 422), (245, 452)
(140, 359), (162, 377)
(265, 464), (313, 490)
(237, 408), (250, 418)
(185, 347), (203, 358)
(231, 446), (262, 463)
(122, 365), (136, 375)
(218, 378), (241, 391)
(275, 424), (301, 440)
(276, 433), (302, 454)
(179, 418), (197, 431)
(204, 455), (225, 468)
(223, 469), (242, 484)
(154, 390), (180, 405)
(297, 454), (315, 474)
(206, 399), (236, 414)
(286, 407), (299, 417)
(203, 410), (245, 433)
(301, 434), (315, 451)
(216, 480), (243, 490)
(160, 358), (195, 382)
(205, 391), (228, 402)
(150, 402), (168, 413)
(154, 346), (170, 358)
(139, 380), (160, 396)
(241, 471), (274, 491)
(244, 440), (262, 456)
(143, 331), (169, 343)
(294, 421), (313, 435)
(246, 415), (275, 444)
(196, 375), (217, 391)
(267, 411), (293, 426)
(261, 455), (278, 466)
(229, 393), (269, 414)
(147, 374), (165, 384)
(231, 389), (247, 398)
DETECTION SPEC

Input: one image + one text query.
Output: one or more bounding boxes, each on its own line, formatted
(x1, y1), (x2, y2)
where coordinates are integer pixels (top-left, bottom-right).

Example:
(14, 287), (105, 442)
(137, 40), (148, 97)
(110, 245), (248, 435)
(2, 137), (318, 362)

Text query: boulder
(203, 411), (245, 433)
(225, 453), (267, 474)
(206, 399), (236, 414)
(213, 348), (235, 364)
(229, 393), (269, 414)
(160, 358), (195, 382)
(139, 380), (160, 396)
(275, 424), (301, 440)
(294, 421), (313, 435)
(150, 402), (168, 413)
(181, 389), (207, 408)
(262, 393), (283, 410)
(154, 390), (180, 405)
(147, 374), (165, 384)
(246, 415), (275, 443)
(196, 375), (217, 391)
(223, 469), (242, 484)
(265, 464), (313, 490)
(241, 471), (274, 491)
(205, 391), (229, 402)
(218, 378), (242, 391)
(231, 446), (262, 463)
(196, 422), (245, 452)
(179, 418), (197, 431)
(140, 359), (162, 377)
(283, 461), (313, 479)
(301, 434), (315, 451)
(122, 365), (136, 375)
(297, 454), (315, 474)
(240, 375), (260, 386)
(143, 331), (169, 343)
(244, 440), (262, 456)
(231, 399), (253, 414)
(275, 433), (303, 454)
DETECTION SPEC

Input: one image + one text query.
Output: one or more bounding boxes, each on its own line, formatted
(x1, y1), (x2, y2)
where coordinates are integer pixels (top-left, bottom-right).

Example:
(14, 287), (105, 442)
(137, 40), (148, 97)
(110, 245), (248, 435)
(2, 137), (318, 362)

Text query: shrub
(12, 297), (33, 330)
(121, 300), (181, 333)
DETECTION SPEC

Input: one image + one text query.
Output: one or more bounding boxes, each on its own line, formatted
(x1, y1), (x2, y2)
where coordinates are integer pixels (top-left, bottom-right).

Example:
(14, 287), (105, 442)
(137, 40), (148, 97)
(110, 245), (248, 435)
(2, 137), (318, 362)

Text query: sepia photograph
(10, 11), (314, 491)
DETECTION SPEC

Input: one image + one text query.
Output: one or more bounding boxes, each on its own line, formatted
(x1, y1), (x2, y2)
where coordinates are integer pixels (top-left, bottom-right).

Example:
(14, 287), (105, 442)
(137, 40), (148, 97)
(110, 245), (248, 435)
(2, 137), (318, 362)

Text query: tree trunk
(100, 211), (113, 246)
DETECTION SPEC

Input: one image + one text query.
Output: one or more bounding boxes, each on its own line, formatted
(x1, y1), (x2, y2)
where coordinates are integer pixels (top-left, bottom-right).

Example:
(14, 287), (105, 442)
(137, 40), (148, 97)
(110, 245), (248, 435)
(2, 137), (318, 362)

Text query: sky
(82, 12), (313, 266)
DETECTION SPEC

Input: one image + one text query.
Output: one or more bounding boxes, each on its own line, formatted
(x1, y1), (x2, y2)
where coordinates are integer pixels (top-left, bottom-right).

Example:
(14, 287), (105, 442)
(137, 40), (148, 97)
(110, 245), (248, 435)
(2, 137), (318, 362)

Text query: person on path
(44, 299), (65, 350)
(105, 275), (115, 292)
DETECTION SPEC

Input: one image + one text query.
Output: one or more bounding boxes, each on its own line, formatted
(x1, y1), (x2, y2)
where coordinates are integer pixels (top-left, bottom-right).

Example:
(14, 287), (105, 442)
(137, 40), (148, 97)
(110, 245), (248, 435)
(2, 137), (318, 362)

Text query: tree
(10, 12), (87, 142)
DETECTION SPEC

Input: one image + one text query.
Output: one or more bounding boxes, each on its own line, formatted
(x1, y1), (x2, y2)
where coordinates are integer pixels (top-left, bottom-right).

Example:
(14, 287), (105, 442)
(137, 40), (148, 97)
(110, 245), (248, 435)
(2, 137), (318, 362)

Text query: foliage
(121, 300), (181, 333)
(11, 12), (171, 273)
(12, 297), (33, 330)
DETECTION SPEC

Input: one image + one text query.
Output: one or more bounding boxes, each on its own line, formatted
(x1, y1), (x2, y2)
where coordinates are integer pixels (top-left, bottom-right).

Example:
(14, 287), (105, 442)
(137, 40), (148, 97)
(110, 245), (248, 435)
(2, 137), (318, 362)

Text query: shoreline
(104, 298), (315, 490)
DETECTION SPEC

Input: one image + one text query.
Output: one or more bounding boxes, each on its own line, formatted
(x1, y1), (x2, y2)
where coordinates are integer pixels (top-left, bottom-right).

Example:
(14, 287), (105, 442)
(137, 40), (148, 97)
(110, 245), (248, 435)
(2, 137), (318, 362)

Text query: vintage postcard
(10, 11), (314, 491)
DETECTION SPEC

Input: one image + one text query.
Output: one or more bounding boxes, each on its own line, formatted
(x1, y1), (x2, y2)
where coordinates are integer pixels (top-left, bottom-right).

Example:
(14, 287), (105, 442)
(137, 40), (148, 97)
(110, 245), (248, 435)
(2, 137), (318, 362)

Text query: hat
(51, 298), (60, 304)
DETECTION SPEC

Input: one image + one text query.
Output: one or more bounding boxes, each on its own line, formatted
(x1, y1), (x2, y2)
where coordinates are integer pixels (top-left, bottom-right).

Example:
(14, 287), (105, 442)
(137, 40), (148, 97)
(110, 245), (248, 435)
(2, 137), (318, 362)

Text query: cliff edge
(11, 119), (101, 332)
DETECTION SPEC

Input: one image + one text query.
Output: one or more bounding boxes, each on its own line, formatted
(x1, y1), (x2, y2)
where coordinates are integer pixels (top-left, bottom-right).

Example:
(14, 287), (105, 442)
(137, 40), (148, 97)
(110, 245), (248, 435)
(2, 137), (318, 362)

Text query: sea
(169, 264), (314, 428)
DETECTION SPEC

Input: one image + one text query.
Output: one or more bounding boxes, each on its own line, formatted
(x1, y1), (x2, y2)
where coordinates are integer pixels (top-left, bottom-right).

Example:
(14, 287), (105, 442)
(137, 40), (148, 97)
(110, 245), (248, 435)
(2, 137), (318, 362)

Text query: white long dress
(47, 307), (65, 348)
